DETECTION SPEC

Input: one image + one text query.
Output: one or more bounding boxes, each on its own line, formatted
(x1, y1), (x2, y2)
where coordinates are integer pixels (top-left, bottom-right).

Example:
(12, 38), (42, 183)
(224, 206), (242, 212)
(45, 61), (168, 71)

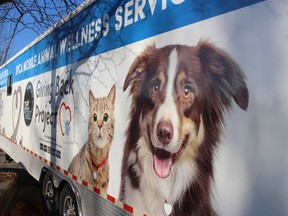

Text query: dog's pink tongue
(153, 155), (172, 178)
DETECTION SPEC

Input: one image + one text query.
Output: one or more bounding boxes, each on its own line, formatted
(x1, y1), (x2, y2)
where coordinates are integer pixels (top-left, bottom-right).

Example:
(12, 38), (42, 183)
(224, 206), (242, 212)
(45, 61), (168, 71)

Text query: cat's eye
(103, 113), (109, 122)
(183, 85), (192, 99)
(93, 113), (97, 122)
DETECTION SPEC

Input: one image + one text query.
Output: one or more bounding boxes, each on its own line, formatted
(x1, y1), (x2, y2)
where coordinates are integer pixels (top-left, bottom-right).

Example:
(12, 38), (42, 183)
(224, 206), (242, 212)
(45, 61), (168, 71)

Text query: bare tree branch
(0, 0), (81, 65)
(0, 0), (13, 6)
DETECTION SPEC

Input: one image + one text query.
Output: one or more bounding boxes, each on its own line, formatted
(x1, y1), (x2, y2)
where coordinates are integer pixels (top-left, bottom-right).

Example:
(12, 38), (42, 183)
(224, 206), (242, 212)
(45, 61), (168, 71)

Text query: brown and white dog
(120, 41), (249, 216)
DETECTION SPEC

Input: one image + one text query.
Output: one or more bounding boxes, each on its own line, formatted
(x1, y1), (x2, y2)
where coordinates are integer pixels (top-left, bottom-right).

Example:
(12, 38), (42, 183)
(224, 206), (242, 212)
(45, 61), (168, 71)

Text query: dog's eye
(183, 86), (192, 99)
(103, 113), (109, 122)
(152, 82), (160, 94)
(93, 113), (97, 122)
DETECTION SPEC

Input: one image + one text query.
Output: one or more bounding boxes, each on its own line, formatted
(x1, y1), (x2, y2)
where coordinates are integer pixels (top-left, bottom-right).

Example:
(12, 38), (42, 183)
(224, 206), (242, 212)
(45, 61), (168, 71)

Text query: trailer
(0, 0), (287, 215)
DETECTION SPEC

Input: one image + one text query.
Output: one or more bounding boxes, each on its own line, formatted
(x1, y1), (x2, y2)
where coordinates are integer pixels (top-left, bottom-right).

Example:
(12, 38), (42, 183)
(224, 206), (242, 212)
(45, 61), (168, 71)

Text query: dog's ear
(123, 45), (156, 92)
(197, 40), (249, 110)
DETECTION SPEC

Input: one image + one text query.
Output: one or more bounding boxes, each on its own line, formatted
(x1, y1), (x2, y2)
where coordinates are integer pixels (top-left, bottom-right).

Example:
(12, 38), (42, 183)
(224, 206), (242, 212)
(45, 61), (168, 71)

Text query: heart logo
(0, 94), (3, 119)
(164, 202), (172, 216)
(11, 87), (22, 141)
(12, 88), (21, 128)
(59, 102), (72, 136)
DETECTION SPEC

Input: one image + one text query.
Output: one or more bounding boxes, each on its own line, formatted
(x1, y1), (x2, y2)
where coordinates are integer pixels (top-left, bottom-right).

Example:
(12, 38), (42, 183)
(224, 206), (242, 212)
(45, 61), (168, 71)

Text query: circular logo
(23, 82), (34, 126)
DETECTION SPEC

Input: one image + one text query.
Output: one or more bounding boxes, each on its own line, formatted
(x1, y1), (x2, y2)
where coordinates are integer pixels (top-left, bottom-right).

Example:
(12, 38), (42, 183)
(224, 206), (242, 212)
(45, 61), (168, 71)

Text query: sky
(0, 0), (84, 61)
(11, 29), (38, 56)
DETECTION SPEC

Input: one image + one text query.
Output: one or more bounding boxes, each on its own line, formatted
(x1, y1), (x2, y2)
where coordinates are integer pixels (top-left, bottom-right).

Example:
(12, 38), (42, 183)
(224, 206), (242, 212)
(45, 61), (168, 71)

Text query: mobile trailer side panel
(1, 0), (288, 215)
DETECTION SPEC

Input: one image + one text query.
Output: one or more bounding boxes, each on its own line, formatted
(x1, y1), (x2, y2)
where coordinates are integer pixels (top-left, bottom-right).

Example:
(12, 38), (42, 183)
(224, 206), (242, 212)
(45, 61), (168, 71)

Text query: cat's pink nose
(98, 120), (103, 129)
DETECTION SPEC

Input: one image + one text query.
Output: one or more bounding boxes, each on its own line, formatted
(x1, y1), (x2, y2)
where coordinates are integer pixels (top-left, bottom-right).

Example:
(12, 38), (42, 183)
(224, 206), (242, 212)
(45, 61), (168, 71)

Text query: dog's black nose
(157, 121), (173, 145)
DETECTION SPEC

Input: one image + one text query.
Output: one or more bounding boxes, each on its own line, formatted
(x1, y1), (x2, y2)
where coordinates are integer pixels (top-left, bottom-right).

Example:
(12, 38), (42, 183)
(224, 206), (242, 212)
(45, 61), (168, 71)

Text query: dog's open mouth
(151, 135), (189, 178)
(152, 148), (172, 178)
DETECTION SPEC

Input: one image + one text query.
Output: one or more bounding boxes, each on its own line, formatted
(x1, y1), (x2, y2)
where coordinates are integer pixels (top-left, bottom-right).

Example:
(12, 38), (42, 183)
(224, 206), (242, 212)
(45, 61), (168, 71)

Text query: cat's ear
(89, 90), (95, 105)
(107, 84), (116, 107)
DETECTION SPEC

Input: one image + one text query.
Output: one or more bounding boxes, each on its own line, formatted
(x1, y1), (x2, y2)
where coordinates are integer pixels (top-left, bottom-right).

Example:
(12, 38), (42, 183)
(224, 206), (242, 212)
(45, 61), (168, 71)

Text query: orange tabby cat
(68, 85), (116, 192)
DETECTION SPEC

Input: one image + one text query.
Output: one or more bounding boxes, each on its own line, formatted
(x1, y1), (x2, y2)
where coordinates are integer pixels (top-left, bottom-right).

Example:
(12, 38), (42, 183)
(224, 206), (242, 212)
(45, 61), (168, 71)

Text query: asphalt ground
(0, 149), (44, 216)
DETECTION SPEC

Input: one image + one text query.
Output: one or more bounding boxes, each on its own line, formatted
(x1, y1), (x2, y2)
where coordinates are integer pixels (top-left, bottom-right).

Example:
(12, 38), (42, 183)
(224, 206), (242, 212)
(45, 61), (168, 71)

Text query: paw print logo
(65, 120), (70, 136)
(59, 102), (72, 136)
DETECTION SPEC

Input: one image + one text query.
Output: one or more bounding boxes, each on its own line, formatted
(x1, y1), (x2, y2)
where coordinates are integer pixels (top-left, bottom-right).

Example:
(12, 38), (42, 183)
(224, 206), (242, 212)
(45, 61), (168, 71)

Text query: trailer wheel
(59, 183), (78, 216)
(42, 172), (58, 215)
(5, 153), (13, 162)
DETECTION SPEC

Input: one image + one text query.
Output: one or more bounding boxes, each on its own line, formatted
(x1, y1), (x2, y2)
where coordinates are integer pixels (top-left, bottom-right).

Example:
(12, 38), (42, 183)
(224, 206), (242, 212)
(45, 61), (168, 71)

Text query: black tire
(41, 171), (58, 216)
(5, 153), (13, 162)
(59, 183), (78, 216)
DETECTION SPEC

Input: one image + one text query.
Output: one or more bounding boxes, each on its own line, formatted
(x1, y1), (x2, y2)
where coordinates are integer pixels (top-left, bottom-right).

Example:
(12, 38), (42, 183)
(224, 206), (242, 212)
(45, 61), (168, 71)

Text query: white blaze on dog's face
(131, 46), (205, 179)
(151, 48), (205, 178)
(151, 49), (181, 178)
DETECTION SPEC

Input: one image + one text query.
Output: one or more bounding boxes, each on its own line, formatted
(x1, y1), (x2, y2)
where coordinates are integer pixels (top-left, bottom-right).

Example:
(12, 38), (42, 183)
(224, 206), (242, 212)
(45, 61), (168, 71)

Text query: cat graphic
(68, 85), (116, 192)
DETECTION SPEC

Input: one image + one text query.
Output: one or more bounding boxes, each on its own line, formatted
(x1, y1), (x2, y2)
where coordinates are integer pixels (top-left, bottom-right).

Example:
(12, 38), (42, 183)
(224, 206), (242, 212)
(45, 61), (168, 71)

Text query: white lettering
(81, 25), (89, 46)
(16, 64), (22, 74)
(135, 0), (146, 22)
(60, 38), (67, 55)
(89, 21), (95, 43)
(172, 0), (185, 4)
(162, 0), (167, 10)
(148, 0), (157, 15)
(115, 0), (185, 30)
(95, 18), (102, 40)
(102, 14), (110, 37)
(23, 55), (37, 71)
(124, 0), (134, 27)
(115, 6), (123, 31)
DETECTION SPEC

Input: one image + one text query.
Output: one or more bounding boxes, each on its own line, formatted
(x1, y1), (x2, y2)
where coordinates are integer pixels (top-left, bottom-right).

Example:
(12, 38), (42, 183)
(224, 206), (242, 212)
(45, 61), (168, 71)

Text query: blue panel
(0, 0), (265, 87)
